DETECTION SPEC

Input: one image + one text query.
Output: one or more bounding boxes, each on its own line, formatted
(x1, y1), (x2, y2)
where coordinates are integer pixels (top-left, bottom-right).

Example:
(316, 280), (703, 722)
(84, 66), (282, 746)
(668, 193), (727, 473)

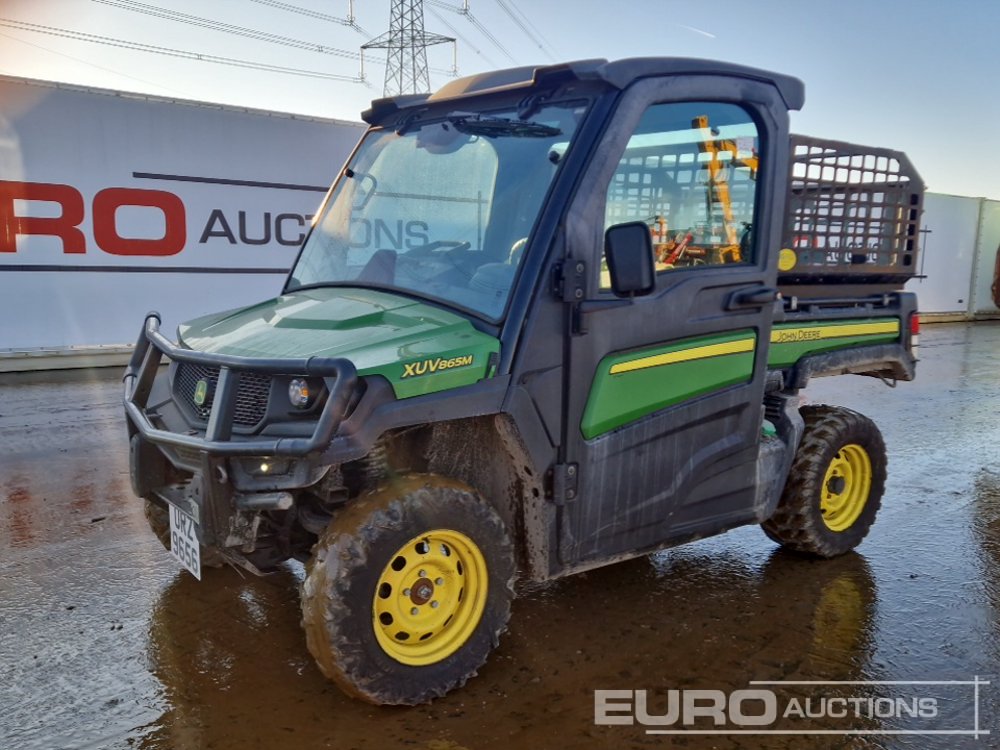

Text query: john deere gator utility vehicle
(124, 57), (923, 705)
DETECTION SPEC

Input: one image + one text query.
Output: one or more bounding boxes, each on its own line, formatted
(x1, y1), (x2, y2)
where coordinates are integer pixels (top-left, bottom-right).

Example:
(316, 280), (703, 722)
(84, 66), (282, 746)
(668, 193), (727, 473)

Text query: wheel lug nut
(403, 588), (411, 596)
(411, 607), (419, 615)
(430, 601), (439, 609)
(419, 569), (427, 577)
(435, 577), (444, 586)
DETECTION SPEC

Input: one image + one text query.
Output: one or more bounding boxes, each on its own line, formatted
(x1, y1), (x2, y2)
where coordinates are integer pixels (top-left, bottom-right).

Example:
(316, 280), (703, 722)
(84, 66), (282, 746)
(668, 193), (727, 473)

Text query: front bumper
(124, 312), (358, 554)
(123, 312), (357, 457)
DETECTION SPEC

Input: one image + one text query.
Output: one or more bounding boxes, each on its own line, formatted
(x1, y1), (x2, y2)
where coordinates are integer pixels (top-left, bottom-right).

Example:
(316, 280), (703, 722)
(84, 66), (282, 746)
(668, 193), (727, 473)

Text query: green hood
(177, 287), (500, 398)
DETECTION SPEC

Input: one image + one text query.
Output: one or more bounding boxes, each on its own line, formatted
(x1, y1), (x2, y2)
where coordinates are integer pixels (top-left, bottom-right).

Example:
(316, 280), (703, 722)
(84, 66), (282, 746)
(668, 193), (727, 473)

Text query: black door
(557, 76), (790, 568)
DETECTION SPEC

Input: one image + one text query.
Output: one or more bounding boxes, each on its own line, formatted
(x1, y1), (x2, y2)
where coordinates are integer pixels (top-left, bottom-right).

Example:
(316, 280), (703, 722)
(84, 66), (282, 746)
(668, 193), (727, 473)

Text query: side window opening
(601, 102), (760, 289)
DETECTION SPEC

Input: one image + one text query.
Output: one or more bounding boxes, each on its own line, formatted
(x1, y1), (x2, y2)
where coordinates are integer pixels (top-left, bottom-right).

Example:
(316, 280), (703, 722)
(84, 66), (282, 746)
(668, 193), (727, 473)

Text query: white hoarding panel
(906, 193), (980, 314)
(0, 76), (364, 351)
(971, 199), (1000, 315)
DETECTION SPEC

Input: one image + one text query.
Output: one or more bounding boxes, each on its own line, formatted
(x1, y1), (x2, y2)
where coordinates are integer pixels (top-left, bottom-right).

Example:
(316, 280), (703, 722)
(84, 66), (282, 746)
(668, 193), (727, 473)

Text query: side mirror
(605, 221), (655, 297)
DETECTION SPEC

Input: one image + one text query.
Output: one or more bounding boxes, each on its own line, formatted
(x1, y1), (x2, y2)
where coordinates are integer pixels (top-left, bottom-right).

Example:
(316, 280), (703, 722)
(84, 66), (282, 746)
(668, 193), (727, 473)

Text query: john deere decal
(193, 379), (209, 406)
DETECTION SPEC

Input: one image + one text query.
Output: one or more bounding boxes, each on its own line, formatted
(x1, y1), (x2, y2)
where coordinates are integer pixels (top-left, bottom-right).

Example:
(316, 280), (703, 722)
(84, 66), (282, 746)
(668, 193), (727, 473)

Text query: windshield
(288, 102), (586, 319)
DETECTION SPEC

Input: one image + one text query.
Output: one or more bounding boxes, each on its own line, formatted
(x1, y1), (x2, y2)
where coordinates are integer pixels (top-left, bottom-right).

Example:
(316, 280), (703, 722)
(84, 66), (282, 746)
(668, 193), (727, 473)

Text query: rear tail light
(909, 313), (920, 359)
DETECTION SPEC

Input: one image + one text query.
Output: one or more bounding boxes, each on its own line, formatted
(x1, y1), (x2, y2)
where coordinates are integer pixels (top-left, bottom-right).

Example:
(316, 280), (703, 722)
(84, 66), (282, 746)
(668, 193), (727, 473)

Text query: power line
(0, 19), (365, 83)
(92, 0), (362, 62)
(426, 0), (515, 64)
(427, 7), (496, 68)
(503, 0), (558, 58)
(246, 0), (370, 37)
(494, 0), (556, 60)
(0, 29), (190, 96)
(461, 11), (515, 65)
(425, 1), (465, 11)
(90, 0), (454, 79)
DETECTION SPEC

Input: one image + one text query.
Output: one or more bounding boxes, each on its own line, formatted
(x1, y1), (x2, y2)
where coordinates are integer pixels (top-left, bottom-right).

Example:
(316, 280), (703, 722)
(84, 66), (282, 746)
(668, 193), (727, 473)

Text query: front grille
(174, 363), (272, 427)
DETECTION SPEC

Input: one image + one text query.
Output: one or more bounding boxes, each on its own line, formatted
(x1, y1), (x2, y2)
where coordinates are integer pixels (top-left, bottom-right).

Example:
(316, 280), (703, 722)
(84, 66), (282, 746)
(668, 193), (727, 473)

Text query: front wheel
(762, 405), (887, 557)
(300, 475), (516, 705)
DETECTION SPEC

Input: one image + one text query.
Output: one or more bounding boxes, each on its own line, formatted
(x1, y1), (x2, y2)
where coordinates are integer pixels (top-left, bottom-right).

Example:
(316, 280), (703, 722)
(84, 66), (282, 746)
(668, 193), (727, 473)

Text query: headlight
(288, 377), (314, 409)
(249, 458), (290, 477)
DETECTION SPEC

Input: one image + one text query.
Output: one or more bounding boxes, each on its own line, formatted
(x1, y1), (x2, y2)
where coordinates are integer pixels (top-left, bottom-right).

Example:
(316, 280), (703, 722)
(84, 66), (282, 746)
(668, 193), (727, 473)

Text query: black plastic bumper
(123, 312), (358, 457)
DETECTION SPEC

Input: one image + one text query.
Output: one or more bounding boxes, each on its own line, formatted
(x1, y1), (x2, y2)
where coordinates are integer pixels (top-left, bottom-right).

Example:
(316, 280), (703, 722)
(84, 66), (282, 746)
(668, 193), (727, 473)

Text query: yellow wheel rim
(372, 529), (488, 666)
(820, 444), (872, 532)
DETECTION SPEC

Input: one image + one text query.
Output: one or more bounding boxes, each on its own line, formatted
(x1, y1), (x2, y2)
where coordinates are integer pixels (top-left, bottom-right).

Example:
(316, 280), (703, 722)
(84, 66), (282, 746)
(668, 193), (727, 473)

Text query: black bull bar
(123, 312), (358, 457)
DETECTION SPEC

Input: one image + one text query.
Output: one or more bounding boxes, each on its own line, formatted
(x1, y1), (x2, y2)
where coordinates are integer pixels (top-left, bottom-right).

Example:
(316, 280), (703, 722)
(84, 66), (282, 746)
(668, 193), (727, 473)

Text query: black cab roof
(362, 57), (805, 124)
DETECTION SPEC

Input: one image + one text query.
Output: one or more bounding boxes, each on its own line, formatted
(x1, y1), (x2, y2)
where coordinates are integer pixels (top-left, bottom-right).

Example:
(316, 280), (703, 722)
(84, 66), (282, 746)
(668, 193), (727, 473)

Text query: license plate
(169, 503), (201, 580)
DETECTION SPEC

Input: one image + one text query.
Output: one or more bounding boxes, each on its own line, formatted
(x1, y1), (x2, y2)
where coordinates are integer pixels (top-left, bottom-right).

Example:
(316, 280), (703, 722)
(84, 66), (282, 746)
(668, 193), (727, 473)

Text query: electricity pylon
(362, 0), (455, 96)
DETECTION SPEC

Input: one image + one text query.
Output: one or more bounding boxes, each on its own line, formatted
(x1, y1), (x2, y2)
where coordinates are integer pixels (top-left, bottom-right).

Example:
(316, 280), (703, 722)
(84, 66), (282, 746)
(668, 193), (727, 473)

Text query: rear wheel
(300, 474), (515, 705)
(143, 499), (225, 568)
(762, 405), (886, 557)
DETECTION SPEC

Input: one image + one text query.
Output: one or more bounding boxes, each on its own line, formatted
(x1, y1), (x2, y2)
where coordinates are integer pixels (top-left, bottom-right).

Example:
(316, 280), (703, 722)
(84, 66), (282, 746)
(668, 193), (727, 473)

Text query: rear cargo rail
(779, 135), (924, 297)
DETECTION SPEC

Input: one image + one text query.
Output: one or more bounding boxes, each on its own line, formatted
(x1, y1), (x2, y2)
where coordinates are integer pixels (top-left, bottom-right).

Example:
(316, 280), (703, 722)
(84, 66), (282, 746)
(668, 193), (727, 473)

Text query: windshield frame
(282, 95), (593, 325)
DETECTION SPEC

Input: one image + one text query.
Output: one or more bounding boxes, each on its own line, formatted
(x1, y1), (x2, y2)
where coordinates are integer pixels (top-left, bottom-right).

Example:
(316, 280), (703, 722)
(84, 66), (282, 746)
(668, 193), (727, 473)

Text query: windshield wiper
(447, 112), (561, 138)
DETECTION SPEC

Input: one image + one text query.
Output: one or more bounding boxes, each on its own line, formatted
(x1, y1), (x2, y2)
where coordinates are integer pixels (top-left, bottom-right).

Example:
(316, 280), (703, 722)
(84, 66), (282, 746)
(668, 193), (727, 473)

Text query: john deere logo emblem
(193, 379), (209, 406)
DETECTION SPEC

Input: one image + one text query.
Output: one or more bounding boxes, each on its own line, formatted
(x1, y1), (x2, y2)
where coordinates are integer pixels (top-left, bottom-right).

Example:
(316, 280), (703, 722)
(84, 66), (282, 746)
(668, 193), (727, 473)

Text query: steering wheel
(399, 240), (474, 286)
(409, 240), (472, 256)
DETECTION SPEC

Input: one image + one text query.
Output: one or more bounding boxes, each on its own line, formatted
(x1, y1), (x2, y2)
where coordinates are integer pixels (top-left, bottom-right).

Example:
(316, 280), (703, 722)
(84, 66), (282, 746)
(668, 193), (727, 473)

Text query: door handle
(727, 286), (780, 310)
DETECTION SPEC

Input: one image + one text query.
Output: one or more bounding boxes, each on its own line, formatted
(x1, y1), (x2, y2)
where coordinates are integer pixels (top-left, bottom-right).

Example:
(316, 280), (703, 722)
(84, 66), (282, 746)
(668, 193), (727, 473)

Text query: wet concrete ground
(1, 322), (999, 750)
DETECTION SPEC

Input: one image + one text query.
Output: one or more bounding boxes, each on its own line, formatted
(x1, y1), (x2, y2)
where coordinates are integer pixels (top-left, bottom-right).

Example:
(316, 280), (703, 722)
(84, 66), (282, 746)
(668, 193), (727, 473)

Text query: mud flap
(129, 434), (167, 500)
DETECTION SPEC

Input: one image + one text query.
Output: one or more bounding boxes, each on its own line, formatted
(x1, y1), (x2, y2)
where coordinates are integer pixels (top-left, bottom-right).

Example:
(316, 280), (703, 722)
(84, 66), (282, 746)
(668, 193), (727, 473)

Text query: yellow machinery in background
(651, 115), (758, 269)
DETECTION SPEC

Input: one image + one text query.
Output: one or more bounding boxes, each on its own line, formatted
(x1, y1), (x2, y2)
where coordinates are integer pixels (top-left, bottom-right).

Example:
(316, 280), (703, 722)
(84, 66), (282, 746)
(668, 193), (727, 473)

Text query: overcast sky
(1, 0), (997, 199)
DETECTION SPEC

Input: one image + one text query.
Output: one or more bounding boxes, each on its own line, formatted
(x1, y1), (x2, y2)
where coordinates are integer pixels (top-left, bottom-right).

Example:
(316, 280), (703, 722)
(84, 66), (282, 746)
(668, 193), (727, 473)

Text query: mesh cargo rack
(780, 135), (924, 297)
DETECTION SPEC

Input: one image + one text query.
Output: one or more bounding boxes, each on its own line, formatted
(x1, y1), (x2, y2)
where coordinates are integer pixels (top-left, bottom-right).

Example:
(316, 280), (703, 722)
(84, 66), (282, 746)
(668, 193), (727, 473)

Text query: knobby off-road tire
(300, 474), (516, 705)
(762, 405), (887, 557)
(143, 499), (225, 568)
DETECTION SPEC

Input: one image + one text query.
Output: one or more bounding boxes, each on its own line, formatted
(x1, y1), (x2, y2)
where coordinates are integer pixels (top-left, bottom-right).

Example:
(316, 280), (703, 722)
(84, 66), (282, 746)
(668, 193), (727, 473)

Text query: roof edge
(363, 56), (805, 127)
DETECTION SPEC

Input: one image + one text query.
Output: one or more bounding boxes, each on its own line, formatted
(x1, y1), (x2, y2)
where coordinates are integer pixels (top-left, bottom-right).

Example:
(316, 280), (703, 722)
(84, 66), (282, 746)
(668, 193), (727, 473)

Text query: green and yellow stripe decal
(582, 330), (757, 439)
(767, 319), (900, 368)
(581, 318), (901, 440)
(608, 337), (756, 374)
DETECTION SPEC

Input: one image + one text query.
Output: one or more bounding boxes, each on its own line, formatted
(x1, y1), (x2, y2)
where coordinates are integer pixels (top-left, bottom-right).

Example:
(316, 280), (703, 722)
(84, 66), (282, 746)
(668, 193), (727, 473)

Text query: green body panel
(177, 287), (499, 399)
(582, 318), (902, 440)
(581, 330), (757, 440)
(767, 318), (901, 368)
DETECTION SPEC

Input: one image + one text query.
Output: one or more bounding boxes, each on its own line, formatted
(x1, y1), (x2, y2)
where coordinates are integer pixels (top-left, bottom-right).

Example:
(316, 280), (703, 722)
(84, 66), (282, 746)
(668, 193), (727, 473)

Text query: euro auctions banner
(0, 76), (364, 351)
